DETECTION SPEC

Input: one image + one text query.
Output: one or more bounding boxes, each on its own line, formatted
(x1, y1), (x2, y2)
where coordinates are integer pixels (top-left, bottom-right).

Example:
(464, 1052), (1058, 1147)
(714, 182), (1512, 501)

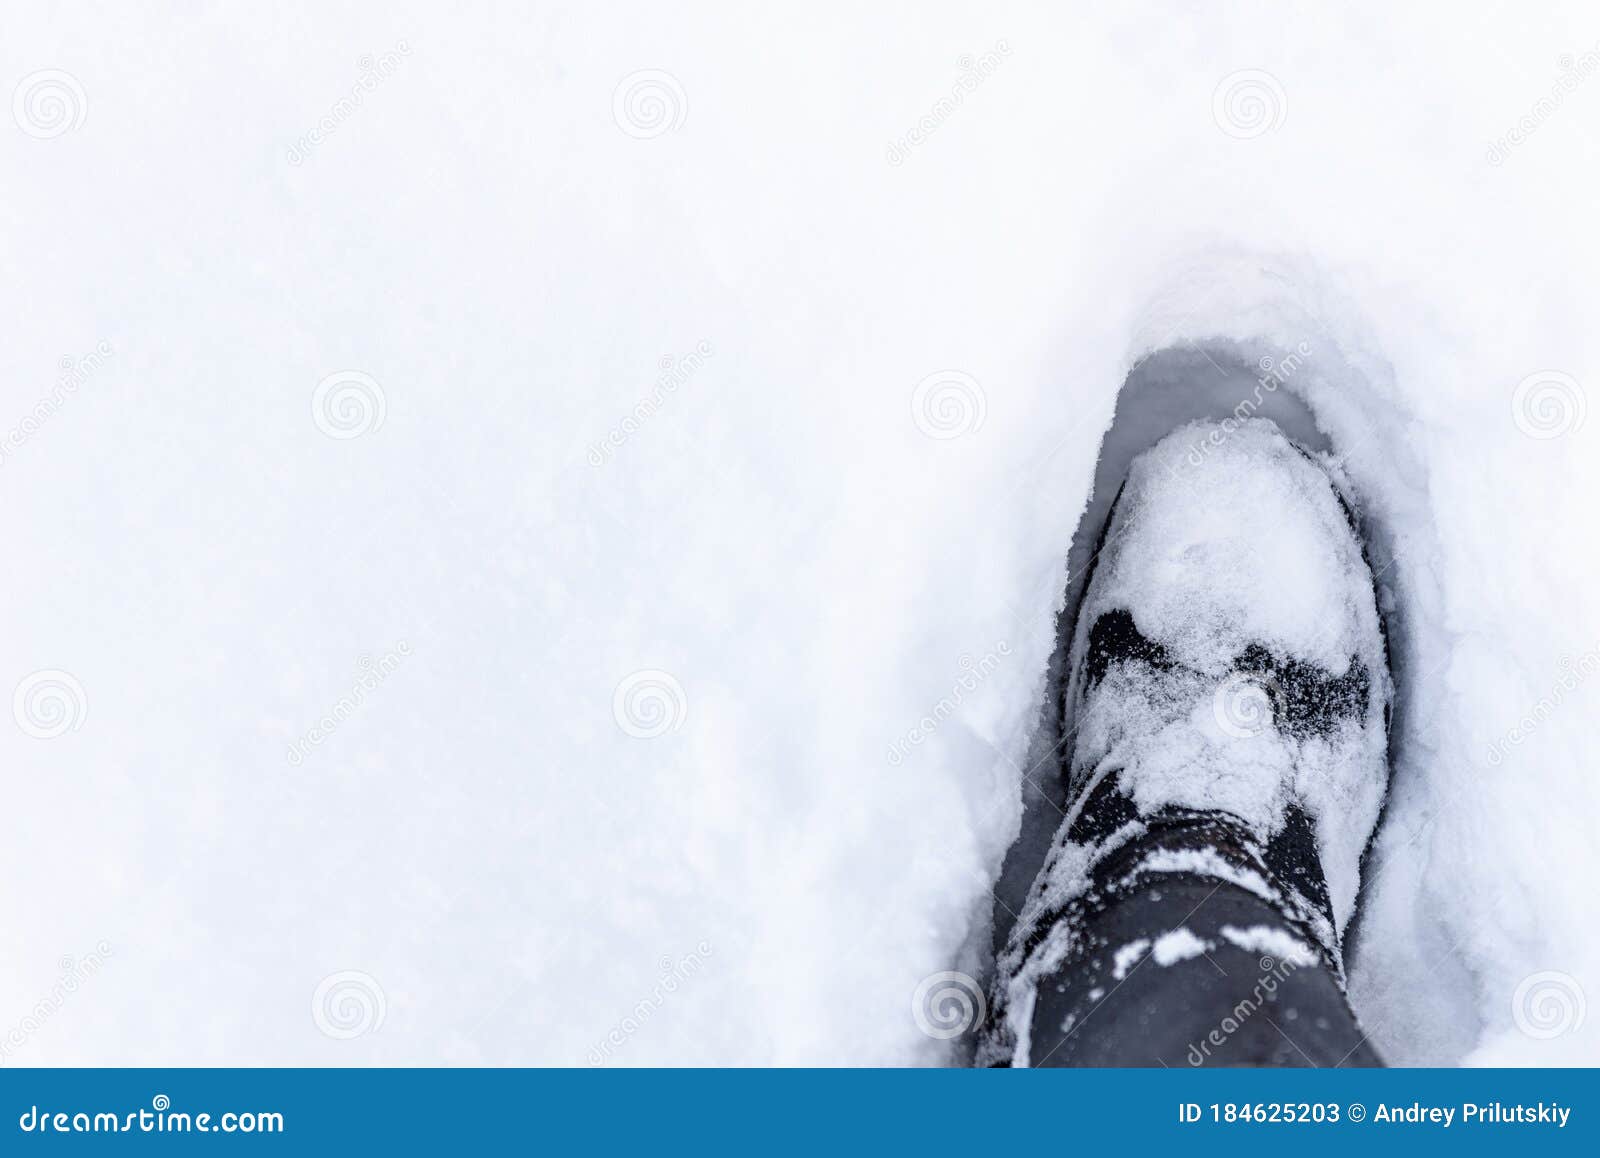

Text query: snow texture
(3, 1), (1598, 1066)
(1219, 925), (1320, 970)
(1112, 940), (1152, 981)
(1152, 929), (1213, 968)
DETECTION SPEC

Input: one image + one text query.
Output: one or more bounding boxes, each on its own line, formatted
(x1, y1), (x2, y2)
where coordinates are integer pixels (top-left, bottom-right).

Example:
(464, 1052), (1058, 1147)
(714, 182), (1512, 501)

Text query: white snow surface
(4, 2), (1599, 1066)
(1219, 925), (1320, 970)
(1112, 940), (1152, 981)
(1134, 847), (1277, 908)
(1152, 928), (1213, 968)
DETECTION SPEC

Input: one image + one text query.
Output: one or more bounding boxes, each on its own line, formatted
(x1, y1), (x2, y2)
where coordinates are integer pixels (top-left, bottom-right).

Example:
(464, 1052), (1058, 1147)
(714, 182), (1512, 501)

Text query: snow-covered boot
(984, 417), (1392, 1067)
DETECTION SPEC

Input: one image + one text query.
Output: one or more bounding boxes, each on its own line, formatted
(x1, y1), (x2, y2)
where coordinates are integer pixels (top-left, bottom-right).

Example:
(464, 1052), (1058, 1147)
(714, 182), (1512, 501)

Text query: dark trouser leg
(1024, 780), (1381, 1068)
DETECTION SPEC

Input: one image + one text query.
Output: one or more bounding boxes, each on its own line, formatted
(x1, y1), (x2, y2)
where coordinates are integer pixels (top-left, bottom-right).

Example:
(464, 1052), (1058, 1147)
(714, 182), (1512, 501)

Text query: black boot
(983, 418), (1391, 1068)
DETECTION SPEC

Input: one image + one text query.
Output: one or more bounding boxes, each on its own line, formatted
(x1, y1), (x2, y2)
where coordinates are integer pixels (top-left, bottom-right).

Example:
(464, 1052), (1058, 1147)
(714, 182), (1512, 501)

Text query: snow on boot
(982, 417), (1392, 1066)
